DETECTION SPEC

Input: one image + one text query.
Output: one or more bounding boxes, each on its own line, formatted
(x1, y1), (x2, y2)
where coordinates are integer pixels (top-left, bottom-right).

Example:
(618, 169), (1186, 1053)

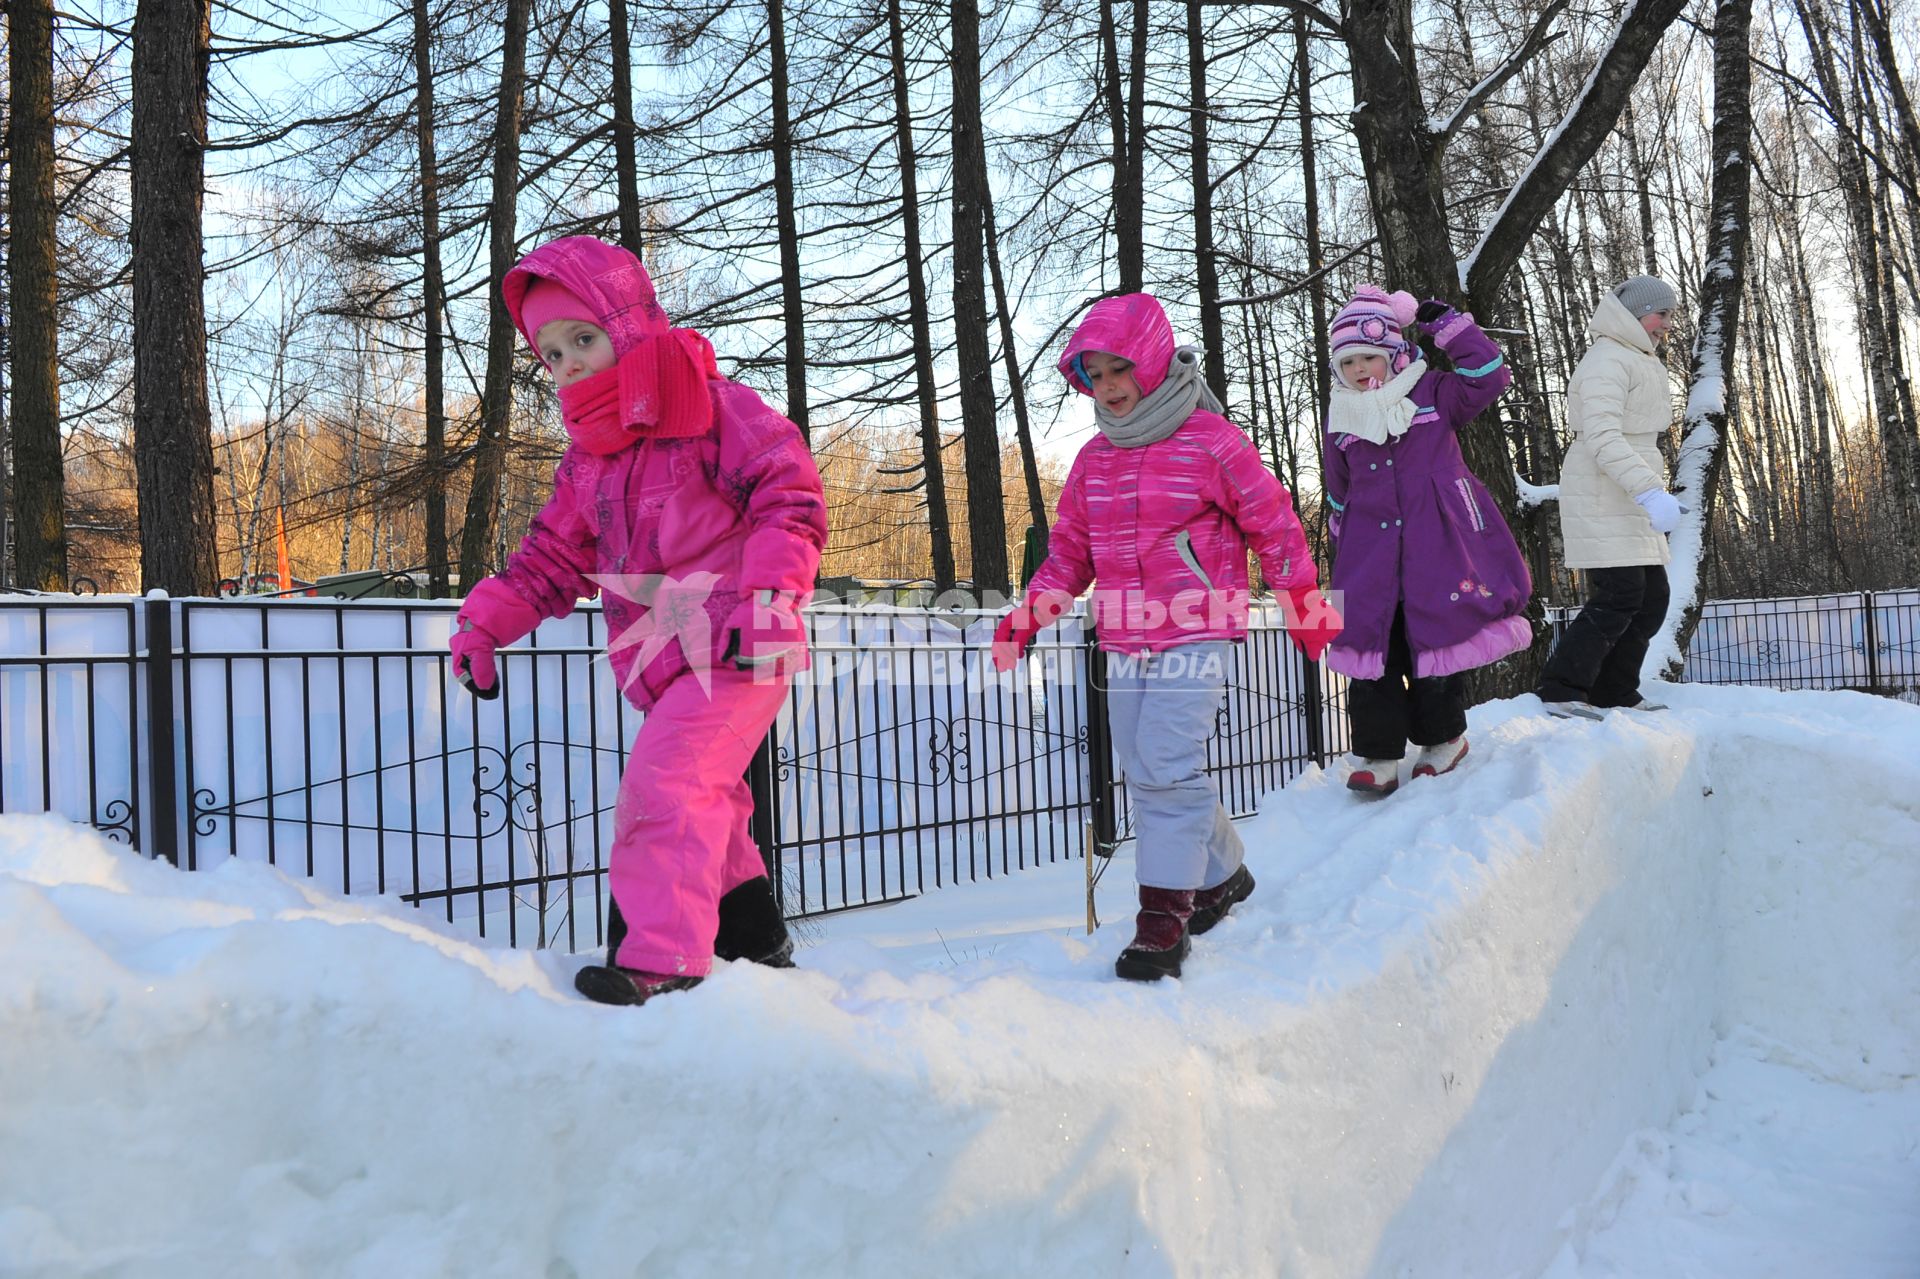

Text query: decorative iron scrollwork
(97, 798), (136, 845)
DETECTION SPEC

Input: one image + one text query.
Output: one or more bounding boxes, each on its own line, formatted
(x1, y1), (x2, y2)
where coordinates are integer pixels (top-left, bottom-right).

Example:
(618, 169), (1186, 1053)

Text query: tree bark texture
(983, 182), (1048, 533)
(950, 0), (1008, 595)
(1293, 14), (1331, 460)
(131, 0), (220, 595)
(609, 0), (645, 258)
(1661, 0), (1753, 672)
(1792, 0), (1920, 568)
(9, 0), (70, 590)
(887, 0), (955, 588)
(768, 0), (811, 439)
(457, 0), (530, 592)
(1187, 0), (1226, 405)
(412, 0), (450, 597)
(1119, 0), (1148, 294)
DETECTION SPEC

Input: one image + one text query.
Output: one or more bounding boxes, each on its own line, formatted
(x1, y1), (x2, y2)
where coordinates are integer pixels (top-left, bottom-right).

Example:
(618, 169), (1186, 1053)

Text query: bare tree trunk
(983, 180), (1047, 533)
(886, 0), (955, 588)
(457, 0), (530, 593)
(1342, 0), (1456, 299)
(1792, 0), (1920, 571)
(1855, 0), (1920, 198)
(1121, 0), (1148, 293)
(0, 341), (10, 590)
(1620, 96), (1660, 276)
(1293, 13), (1330, 437)
(1655, 0), (1753, 675)
(1458, 0), (1689, 302)
(1186, 0), (1226, 404)
(1099, 0), (1141, 292)
(1854, 0), (1920, 295)
(950, 0), (1007, 595)
(1778, 94), (1842, 566)
(609, 0), (644, 257)
(411, 0), (450, 597)
(131, 0), (220, 595)
(768, 0), (810, 439)
(8, 0), (69, 590)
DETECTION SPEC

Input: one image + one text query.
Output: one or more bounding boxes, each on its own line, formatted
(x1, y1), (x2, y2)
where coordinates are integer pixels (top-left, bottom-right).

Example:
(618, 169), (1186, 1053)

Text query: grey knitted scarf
(1093, 346), (1224, 448)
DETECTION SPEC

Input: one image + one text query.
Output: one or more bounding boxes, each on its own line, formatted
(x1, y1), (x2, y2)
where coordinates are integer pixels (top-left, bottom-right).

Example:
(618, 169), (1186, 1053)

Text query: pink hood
(503, 236), (671, 358)
(1024, 412), (1319, 654)
(1057, 293), (1178, 397)
(478, 236), (827, 710)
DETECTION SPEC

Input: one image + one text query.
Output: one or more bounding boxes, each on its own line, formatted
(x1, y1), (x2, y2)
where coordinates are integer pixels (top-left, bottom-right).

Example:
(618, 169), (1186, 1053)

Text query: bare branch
(1462, 0), (1689, 304)
(1432, 0), (1570, 156)
(1199, 0), (1338, 34)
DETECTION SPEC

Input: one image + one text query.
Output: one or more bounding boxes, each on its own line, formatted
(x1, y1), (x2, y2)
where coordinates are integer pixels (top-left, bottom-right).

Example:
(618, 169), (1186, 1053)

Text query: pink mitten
(450, 624), (500, 700)
(1281, 583), (1343, 663)
(722, 590), (806, 669)
(991, 611), (1041, 672)
(451, 580), (543, 699)
(991, 591), (1074, 672)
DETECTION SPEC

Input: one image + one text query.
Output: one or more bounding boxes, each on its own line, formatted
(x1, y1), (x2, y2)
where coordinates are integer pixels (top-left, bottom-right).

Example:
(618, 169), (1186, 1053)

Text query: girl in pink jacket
(993, 293), (1340, 981)
(449, 236), (827, 1007)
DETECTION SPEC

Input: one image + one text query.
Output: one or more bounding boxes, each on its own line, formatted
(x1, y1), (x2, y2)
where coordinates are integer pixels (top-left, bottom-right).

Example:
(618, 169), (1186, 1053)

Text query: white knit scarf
(1326, 358), (1428, 445)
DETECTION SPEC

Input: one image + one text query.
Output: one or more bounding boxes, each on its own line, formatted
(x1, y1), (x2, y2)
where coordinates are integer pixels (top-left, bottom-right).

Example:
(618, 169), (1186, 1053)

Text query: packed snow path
(2, 685), (1916, 1277)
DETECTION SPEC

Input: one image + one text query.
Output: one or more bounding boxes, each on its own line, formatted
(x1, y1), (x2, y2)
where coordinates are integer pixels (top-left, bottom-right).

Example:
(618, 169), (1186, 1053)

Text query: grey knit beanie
(1612, 274), (1676, 318)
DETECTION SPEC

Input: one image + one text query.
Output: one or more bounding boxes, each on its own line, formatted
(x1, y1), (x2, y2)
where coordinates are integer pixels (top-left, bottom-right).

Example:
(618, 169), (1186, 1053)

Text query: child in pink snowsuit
(993, 292), (1341, 982)
(449, 235), (827, 1007)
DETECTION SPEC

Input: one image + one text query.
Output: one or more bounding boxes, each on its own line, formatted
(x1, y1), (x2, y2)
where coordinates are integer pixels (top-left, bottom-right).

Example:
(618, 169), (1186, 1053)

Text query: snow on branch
(1514, 473), (1560, 508)
(1431, 1), (1570, 155)
(1644, 351), (1726, 681)
(1460, 0), (1687, 301)
(1646, 0), (1752, 681)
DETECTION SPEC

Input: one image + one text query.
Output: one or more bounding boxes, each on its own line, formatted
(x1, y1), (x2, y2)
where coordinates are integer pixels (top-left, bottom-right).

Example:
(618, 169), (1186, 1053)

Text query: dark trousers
(1348, 608), (1467, 760)
(1538, 564), (1670, 708)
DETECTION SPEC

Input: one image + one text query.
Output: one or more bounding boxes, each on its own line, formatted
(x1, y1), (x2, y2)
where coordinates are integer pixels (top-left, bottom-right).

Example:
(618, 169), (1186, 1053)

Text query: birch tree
(1650, 0), (1754, 676)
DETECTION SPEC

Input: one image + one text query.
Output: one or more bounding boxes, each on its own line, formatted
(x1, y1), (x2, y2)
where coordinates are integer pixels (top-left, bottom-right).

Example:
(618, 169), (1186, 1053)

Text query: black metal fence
(1546, 588), (1920, 693)
(0, 595), (1346, 952)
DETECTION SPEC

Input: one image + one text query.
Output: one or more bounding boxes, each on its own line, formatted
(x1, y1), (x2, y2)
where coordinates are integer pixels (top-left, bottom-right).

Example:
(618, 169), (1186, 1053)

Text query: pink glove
(991, 591), (1074, 672)
(1281, 582), (1343, 663)
(450, 624), (501, 700)
(451, 580), (542, 699)
(721, 590), (806, 670)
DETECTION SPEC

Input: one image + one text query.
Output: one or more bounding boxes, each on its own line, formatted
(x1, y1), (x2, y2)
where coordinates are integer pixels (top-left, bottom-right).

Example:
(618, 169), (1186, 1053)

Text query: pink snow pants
(609, 665), (789, 976)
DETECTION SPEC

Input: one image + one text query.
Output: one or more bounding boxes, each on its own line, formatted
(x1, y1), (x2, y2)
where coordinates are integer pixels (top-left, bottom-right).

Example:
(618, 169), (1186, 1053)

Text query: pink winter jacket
(487, 239), (827, 709)
(1027, 294), (1319, 654)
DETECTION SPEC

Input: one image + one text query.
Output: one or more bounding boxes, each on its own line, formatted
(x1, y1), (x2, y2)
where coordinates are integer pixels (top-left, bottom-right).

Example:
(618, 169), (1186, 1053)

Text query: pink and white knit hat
(1329, 285), (1419, 375)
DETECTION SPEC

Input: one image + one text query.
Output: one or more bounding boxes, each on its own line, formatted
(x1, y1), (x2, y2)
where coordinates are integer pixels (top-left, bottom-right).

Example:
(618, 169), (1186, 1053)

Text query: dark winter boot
(605, 880), (796, 971)
(603, 895), (629, 970)
(1189, 864), (1255, 936)
(573, 965), (703, 1007)
(1115, 886), (1196, 982)
(714, 876), (797, 968)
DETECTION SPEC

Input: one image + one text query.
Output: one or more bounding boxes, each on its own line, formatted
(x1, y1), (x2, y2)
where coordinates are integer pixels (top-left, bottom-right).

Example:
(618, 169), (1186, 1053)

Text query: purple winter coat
(1323, 312), (1533, 680)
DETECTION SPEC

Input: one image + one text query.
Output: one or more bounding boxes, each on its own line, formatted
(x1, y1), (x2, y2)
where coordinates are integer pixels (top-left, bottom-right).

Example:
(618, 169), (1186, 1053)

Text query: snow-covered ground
(2, 684), (1916, 1277)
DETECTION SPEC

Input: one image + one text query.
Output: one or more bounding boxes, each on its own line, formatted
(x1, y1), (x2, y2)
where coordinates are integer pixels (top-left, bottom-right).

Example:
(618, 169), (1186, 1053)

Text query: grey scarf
(1093, 346), (1225, 448)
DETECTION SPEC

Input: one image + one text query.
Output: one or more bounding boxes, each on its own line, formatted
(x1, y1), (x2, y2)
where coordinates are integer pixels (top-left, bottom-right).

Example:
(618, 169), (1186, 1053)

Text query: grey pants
(1105, 641), (1244, 891)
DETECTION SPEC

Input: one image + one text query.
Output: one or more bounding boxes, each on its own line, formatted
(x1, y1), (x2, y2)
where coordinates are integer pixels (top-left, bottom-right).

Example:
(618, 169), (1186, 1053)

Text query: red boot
(1190, 864), (1255, 935)
(1115, 886), (1196, 982)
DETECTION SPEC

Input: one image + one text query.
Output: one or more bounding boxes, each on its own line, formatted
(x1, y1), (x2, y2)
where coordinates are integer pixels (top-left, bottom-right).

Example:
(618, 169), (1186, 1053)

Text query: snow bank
(2, 685), (1916, 1277)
